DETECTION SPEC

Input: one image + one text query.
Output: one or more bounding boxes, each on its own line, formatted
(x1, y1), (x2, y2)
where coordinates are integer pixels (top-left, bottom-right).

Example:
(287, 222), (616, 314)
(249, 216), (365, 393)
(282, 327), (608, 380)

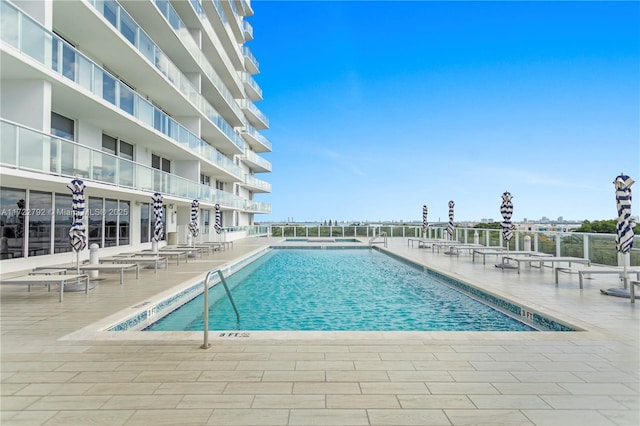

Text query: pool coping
(60, 243), (590, 342)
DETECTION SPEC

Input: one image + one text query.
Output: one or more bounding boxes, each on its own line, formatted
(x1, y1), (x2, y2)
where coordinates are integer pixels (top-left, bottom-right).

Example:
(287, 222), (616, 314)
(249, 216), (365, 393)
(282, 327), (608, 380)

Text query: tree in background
(473, 222), (501, 229)
(574, 219), (618, 234)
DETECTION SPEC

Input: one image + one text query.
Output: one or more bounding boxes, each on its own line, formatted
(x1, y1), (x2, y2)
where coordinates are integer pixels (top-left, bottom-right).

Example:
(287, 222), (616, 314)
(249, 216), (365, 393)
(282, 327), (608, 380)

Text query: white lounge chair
(0, 274), (89, 302)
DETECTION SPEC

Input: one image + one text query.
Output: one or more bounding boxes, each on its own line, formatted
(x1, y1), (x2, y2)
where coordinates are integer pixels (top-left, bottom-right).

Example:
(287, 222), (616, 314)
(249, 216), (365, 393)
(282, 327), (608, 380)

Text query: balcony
(0, 1), (245, 165)
(241, 72), (262, 100)
(239, 99), (269, 129)
(242, 46), (259, 74)
(242, 175), (271, 193)
(243, 20), (254, 41)
(0, 120), (269, 213)
(244, 200), (271, 214)
(242, 149), (271, 173)
(241, 124), (272, 152)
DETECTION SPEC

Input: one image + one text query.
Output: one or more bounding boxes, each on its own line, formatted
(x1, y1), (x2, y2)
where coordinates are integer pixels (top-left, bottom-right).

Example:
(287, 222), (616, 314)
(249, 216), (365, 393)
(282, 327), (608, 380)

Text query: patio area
(1, 237), (638, 425)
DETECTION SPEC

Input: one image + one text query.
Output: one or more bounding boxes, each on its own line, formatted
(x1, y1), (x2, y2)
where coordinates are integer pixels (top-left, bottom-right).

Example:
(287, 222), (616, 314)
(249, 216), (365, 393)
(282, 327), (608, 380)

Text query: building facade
(0, 0), (271, 273)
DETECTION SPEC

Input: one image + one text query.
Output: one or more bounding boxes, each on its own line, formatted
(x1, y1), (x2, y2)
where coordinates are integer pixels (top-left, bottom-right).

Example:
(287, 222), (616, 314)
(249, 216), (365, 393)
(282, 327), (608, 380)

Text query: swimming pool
(282, 238), (361, 243)
(145, 248), (541, 332)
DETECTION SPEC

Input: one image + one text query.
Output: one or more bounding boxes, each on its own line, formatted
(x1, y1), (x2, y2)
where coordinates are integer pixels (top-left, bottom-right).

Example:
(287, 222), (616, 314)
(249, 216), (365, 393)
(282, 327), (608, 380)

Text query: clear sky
(249, 0), (640, 223)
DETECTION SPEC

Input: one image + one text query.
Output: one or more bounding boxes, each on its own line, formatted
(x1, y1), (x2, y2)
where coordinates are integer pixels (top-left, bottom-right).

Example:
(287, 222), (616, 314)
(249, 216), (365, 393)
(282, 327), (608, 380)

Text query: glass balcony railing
(242, 123), (272, 150)
(0, 119), (271, 213)
(242, 45), (259, 72)
(239, 99), (269, 127)
(243, 149), (272, 172)
(0, 0), (244, 179)
(241, 72), (262, 98)
(84, 0), (245, 149)
(243, 20), (253, 40)
(244, 175), (271, 192)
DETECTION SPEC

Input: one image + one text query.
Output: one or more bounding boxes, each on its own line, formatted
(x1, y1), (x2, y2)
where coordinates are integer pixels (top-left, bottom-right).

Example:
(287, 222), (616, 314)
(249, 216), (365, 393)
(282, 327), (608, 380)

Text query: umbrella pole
(76, 250), (80, 276)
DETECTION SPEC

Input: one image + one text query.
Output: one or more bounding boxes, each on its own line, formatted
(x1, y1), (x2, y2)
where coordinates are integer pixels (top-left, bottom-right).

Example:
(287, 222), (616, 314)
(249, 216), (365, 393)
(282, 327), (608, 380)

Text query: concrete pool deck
(1, 237), (638, 425)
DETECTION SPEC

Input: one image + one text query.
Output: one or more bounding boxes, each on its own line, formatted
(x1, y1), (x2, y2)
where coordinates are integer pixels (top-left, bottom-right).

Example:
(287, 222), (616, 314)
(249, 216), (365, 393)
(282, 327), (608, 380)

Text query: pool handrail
(201, 269), (240, 349)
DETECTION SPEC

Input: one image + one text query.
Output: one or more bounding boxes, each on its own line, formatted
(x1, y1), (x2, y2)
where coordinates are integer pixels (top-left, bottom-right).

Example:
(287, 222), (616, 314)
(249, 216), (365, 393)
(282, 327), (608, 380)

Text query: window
(140, 202), (150, 243)
(54, 194), (73, 253)
(88, 197), (103, 248)
(104, 199), (118, 247)
(201, 174), (211, 186)
(0, 187), (26, 259)
(118, 201), (130, 246)
(151, 154), (170, 172)
(102, 134), (134, 160)
(51, 112), (75, 141)
(28, 192), (52, 256)
(215, 180), (224, 191)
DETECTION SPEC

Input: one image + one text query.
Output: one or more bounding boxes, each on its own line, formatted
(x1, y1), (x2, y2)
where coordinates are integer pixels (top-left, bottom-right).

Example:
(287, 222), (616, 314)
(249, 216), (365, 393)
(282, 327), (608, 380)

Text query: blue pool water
(146, 249), (535, 332)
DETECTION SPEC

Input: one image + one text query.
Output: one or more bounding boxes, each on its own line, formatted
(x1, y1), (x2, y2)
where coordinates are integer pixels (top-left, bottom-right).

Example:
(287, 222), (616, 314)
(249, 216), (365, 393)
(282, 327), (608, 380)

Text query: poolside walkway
(1, 238), (638, 425)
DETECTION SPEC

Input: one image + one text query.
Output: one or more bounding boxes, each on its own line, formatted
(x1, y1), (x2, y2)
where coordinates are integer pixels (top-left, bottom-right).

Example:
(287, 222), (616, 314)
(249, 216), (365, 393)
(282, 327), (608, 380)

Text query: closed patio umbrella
(446, 201), (455, 239)
(422, 205), (429, 238)
(496, 191), (517, 269)
(214, 203), (222, 235)
(603, 174), (637, 301)
(152, 192), (164, 243)
(188, 199), (200, 243)
(68, 178), (87, 275)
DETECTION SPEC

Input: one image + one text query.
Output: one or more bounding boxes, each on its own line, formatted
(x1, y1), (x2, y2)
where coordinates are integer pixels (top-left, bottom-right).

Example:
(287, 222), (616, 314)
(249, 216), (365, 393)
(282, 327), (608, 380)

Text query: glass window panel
(102, 134), (117, 155)
(103, 0), (118, 27)
(22, 17), (47, 64)
(54, 194), (73, 253)
(140, 202), (150, 243)
(119, 141), (134, 160)
(51, 37), (60, 73)
(62, 43), (76, 81)
(88, 197), (103, 248)
(28, 191), (52, 256)
(151, 154), (160, 170)
(77, 54), (93, 91)
(0, 120), (17, 166)
(161, 158), (170, 173)
(104, 199), (118, 247)
(102, 73), (116, 105)
(0, 2), (19, 47)
(51, 112), (75, 140)
(119, 84), (134, 115)
(19, 129), (47, 171)
(118, 201), (130, 246)
(118, 157), (134, 187)
(138, 31), (154, 62)
(0, 187), (26, 259)
(119, 12), (136, 44)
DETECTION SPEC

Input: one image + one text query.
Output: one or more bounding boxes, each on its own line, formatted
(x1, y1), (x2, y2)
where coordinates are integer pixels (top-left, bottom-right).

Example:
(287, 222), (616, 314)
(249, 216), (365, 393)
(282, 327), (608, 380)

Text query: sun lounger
(99, 255), (167, 273)
(555, 266), (640, 288)
(0, 274), (89, 302)
(501, 255), (591, 274)
(73, 263), (139, 286)
(472, 249), (547, 264)
(407, 238), (446, 248)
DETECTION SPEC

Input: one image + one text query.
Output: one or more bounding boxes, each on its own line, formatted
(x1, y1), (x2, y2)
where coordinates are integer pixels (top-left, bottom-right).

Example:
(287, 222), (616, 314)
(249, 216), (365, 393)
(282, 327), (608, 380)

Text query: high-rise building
(0, 0), (271, 272)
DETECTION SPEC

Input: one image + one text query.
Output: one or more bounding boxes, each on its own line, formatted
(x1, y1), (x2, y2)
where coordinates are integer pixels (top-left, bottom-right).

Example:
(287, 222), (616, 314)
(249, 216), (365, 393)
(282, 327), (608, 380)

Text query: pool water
(146, 249), (535, 332)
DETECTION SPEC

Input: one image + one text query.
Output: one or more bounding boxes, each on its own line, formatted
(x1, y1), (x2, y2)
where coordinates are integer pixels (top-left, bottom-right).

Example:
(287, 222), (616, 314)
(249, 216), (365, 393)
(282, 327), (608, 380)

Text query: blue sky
(249, 1), (639, 223)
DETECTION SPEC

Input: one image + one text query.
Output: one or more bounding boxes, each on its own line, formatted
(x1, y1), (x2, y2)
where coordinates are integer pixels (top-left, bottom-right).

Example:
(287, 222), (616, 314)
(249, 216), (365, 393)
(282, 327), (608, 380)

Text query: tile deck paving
(1, 237), (638, 425)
